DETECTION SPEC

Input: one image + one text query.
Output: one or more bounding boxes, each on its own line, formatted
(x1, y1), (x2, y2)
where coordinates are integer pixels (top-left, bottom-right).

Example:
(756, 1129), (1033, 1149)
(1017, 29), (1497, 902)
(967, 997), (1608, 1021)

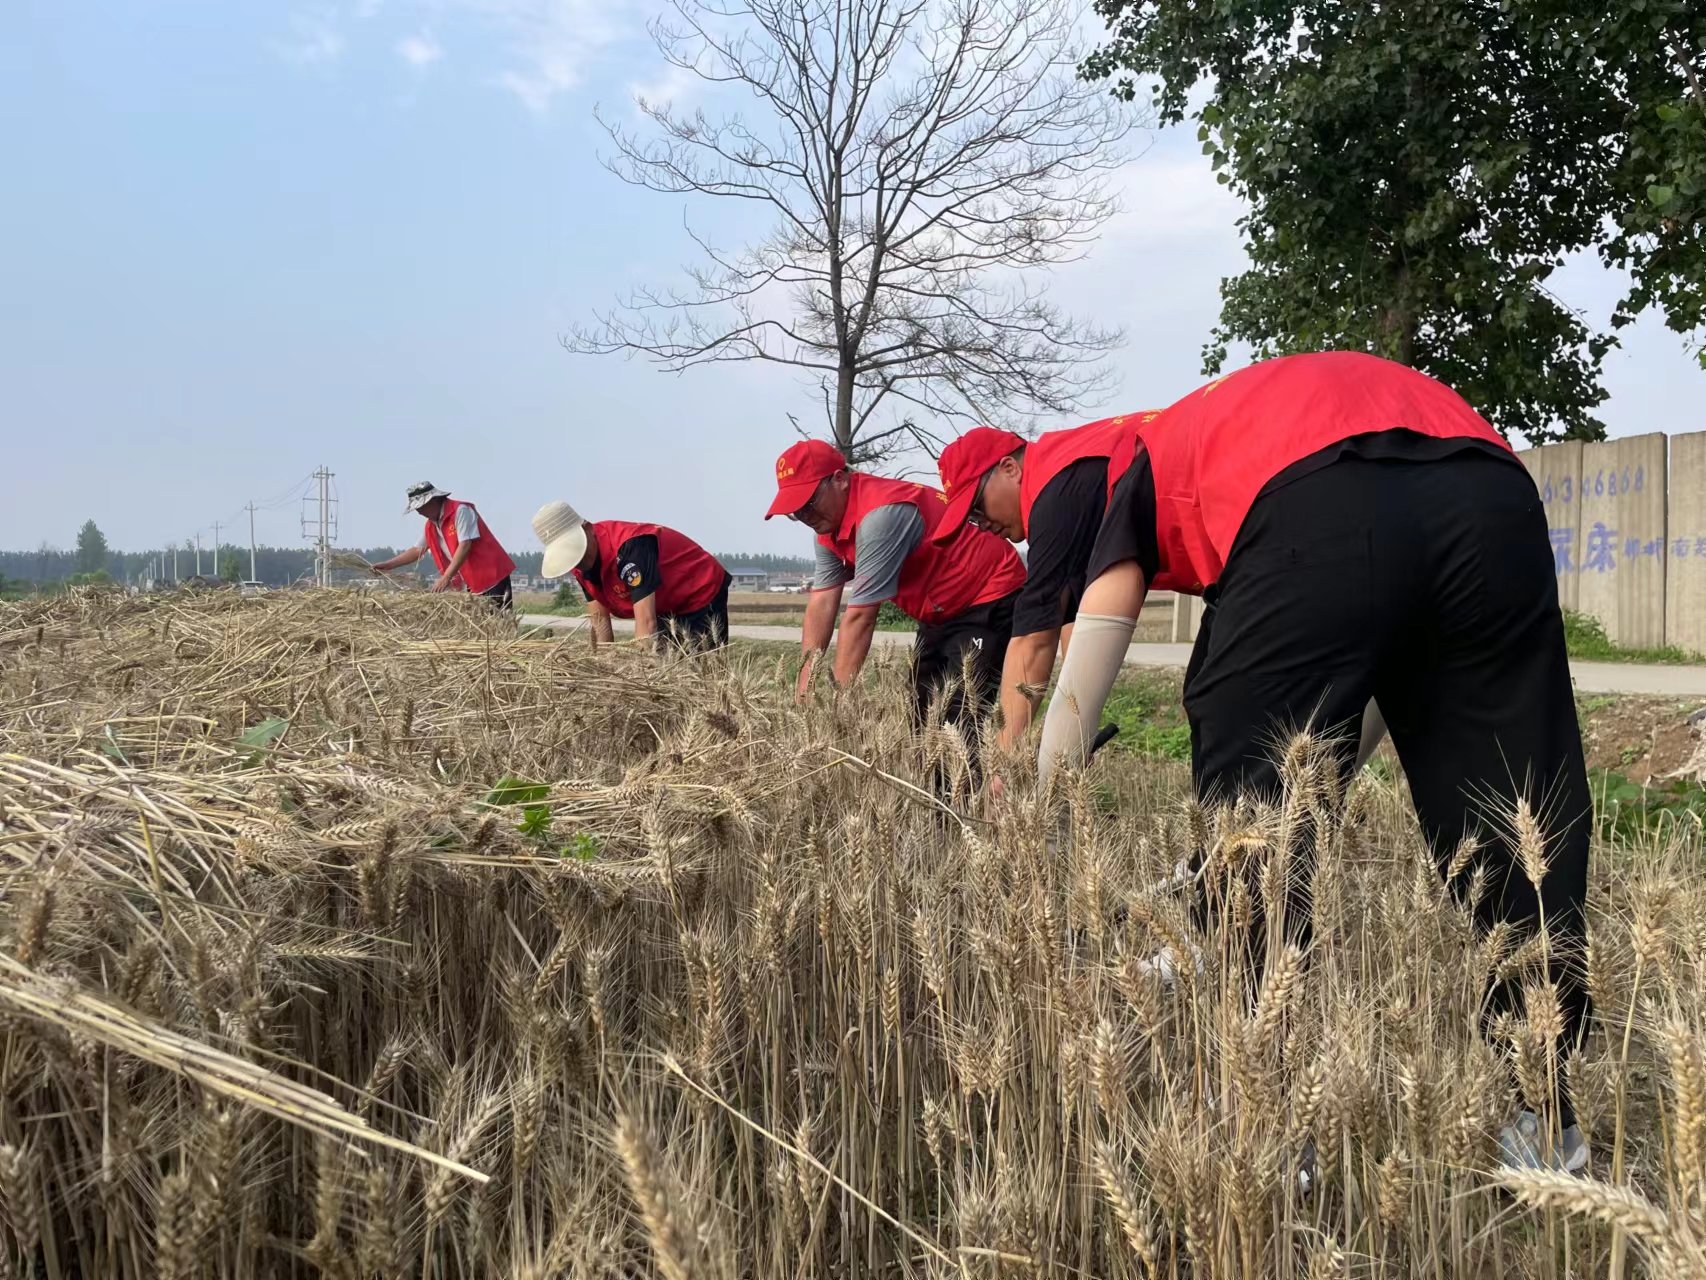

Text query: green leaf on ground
(481, 776), (551, 807)
(564, 833), (601, 861)
(99, 726), (130, 765)
(238, 717), (290, 753)
(517, 805), (553, 839)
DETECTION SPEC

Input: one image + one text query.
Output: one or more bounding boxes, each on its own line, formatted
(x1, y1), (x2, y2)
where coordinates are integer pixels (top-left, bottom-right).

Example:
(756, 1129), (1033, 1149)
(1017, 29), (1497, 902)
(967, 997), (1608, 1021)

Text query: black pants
(480, 577), (514, 612)
(1185, 451), (1591, 1115)
(657, 580), (731, 653)
(910, 593), (1014, 731)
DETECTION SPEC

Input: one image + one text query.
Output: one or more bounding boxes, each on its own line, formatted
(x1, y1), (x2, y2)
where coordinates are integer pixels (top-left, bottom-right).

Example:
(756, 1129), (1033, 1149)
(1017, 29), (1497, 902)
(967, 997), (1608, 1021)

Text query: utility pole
(212, 520), (222, 581)
(194, 533), (202, 577)
(245, 502), (258, 582)
(172, 544), (179, 582)
(302, 466), (336, 587)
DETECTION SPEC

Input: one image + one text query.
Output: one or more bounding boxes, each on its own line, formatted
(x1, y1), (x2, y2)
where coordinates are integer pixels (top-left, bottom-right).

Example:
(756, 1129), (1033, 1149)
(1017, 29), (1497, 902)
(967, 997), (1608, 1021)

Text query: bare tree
(568, 0), (1137, 462)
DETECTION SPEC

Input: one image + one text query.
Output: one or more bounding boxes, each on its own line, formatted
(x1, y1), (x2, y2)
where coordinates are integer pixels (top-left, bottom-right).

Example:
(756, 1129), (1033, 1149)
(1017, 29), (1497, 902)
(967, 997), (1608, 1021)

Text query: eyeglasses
(966, 470), (996, 531)
(788, 476), (834, 524)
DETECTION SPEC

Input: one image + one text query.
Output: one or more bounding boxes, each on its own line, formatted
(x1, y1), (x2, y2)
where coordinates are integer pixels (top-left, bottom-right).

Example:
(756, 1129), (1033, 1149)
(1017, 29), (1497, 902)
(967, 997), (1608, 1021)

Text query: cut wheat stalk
(0, 955), (488, 1184)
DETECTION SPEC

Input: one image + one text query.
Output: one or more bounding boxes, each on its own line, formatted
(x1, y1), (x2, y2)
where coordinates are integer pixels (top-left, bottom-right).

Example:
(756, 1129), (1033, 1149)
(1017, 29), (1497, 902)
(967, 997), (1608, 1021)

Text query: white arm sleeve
(1037, 612), (1137, 789)
(1354, 699), (1387, 772)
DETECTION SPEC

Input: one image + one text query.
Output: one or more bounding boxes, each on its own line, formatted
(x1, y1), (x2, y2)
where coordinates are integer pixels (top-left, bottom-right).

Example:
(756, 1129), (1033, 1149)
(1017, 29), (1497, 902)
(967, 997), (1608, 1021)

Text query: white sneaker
(1136, 944), (1204, 985)
(1296, 1138), (1318, 1198)
(1498, 1110), (1589, 1174)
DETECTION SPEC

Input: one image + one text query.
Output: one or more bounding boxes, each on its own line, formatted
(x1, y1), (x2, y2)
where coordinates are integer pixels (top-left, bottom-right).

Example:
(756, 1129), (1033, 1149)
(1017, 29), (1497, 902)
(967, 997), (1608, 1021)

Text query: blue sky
(3, 0), (1703, 559)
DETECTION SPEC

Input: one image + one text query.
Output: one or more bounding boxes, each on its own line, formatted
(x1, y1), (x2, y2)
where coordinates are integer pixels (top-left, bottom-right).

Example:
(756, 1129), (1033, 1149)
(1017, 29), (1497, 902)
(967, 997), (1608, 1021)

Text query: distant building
(728, 566), (769, 591)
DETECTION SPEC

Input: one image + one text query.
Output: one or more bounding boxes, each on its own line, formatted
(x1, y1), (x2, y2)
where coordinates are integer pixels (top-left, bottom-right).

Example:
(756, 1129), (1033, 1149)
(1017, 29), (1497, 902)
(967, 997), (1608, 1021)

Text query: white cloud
(450, 0), (641, 112)
(627, 61), (701, 115)
(397, 31), (444, 67)
(281, 1), (631, 107)
(279, 12), (346, 65)
(272, 0), (644, 110)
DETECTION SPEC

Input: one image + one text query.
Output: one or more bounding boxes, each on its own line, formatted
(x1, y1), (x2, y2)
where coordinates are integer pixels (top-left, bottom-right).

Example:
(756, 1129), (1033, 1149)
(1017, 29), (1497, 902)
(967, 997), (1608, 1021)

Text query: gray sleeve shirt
(812, 541), (851, 591)
(809, 504), (925, 606)
(846, 504), (925, 607)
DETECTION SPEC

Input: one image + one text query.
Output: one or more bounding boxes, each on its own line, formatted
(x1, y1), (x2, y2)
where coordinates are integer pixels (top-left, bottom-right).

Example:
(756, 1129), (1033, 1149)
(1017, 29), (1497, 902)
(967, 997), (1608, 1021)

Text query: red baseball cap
(935, 426), (1025, 541)
(765, 439), (847, 519)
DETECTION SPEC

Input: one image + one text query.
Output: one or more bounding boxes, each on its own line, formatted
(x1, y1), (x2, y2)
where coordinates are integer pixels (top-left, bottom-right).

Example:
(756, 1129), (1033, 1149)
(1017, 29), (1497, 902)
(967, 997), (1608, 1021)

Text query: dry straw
(0, 585), (1702, 1277)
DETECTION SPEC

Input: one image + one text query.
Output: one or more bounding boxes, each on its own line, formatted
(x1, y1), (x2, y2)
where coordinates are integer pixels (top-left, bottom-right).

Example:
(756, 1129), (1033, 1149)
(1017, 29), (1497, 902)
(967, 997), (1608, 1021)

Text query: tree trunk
(1384, 267), (1416, 366)
(834, 362), (856, 458)
(1392, 316), (1415, 367)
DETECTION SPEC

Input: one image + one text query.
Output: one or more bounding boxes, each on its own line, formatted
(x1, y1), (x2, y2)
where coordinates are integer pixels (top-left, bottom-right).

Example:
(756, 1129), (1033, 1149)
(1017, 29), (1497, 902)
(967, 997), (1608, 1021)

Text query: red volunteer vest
(1016, 412), (1149, 535)
(422, 499), (515, 594)
(573, 520), (728, 619)
(1138, 351), (1511, 594)
(820, 473), (1025, 622)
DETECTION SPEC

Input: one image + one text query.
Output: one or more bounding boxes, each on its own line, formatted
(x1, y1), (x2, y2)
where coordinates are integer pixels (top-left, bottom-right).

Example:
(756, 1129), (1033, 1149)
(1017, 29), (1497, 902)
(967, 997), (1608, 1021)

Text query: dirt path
(521, 615), (1706, 696)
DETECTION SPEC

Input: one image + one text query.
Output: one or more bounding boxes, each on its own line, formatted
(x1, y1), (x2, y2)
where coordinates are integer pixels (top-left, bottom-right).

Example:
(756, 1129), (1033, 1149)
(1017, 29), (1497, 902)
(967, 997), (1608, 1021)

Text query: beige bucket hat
(534, 500), (590, 579)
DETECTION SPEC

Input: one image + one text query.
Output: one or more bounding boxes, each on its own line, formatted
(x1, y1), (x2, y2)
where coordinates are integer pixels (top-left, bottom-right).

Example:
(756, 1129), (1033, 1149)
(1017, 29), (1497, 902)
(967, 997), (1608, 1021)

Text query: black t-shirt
(1085, 429), (1515, 588)
(580, 534), (663, 604)
(1013, 457), (1111, 636)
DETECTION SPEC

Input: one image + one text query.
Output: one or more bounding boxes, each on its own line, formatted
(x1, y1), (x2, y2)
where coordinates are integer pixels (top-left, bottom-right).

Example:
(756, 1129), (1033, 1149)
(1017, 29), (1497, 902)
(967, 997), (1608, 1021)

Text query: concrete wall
(1574, 434), (1667, 648)
(1170, 592), (1202, 641)
(1520, 441), (1583, 612)
(1666, 433), (1706, 653)
(1142, 432), (1706, 657)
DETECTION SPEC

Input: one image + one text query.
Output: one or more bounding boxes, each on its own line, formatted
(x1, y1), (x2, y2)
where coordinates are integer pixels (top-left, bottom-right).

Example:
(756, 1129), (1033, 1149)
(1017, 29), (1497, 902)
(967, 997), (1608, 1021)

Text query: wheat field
(0, 589), (1702, 1279)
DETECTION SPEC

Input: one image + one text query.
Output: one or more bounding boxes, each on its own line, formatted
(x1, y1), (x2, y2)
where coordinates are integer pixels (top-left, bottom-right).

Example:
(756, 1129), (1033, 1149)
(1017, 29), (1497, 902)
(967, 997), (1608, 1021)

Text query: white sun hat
(534, 500), (590, 578)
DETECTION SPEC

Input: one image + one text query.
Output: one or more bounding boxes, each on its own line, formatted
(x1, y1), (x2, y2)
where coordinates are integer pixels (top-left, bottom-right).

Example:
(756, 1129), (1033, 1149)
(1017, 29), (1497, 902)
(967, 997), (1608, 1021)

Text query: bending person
(373, 481), (516, 609)
(1038, 351), (1590, 1174)
(534, 501), (731, 652)
(764, 439), (1025, 733)
(933, 414), (1147, 749)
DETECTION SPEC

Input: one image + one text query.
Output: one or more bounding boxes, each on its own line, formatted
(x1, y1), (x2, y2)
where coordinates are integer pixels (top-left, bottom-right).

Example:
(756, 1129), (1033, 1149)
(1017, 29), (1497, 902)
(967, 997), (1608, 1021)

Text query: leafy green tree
(1081, 0), (1626, 442)
(1551, 1), (1706, 367)
(219, 548), (242, 582)
(75, 520), (111, 576)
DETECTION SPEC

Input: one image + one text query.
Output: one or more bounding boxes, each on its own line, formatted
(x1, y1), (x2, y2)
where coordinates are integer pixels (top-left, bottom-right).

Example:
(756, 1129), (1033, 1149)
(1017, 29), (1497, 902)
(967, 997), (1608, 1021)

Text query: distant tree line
(0, 541), (414, 588)
(2, 524), (813, 589)
(711, 552), (814, 574)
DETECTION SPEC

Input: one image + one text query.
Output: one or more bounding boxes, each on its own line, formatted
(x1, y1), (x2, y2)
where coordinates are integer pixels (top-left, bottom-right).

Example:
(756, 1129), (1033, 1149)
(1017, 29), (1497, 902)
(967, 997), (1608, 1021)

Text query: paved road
(521, 615), (1706, 698)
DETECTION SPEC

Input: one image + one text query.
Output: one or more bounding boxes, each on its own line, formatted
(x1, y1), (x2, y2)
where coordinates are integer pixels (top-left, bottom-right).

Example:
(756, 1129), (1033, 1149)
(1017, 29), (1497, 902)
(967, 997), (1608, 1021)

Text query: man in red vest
(533, 500), (732, 651)
(934, 413), (1146, 749)
(372, 481), (516, 609)
(763, 440), (1026, 730)
(1036, 350), (1591, 1173)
